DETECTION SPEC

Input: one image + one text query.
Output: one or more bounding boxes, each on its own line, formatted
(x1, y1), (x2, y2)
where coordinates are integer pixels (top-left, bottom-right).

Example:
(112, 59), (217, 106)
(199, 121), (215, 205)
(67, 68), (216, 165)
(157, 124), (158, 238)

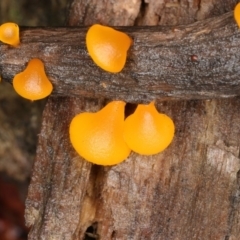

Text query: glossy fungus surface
(86, 24), (132, 73)
(123, 102), (175, 155)
(13, 58), (53, 101)
(69, 101), (131, 165)
(0, 22), (19, 46)
(234, 3), (240, 27)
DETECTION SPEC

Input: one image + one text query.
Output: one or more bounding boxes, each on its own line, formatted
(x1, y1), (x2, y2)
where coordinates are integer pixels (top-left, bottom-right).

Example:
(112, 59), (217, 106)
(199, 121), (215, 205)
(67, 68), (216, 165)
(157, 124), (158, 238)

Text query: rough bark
(25, 97), (95, 239)
(1, 11), (240, 102)
(136, 0), (238, 25)
(25, 0), (240, 240)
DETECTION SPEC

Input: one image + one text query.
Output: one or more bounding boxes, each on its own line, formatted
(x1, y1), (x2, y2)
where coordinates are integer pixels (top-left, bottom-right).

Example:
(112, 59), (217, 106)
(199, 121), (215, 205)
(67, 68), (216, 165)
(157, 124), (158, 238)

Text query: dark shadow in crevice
(111, 230), (116, 239)
(125, 102), (137, 119)
(84, 222), (99, 240)
(134, 0), (148, 25)
(237, 170), (240, 186)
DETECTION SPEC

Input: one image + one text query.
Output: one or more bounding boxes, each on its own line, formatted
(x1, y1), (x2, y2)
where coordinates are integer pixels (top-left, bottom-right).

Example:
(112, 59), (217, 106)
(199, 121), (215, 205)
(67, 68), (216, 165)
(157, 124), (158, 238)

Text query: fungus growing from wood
(123, 102), (175, 155)
(69, 101), (131, 165)
(234, 3), (240, 27)
(0, 22), (19, 46)
(86, 24), (132, 73)
(13, 58), (53, 101)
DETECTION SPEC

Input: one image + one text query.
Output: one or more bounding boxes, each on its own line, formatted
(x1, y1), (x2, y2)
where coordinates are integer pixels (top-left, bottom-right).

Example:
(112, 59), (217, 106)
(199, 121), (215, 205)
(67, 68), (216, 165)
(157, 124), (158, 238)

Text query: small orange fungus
(123, 102), (175, 155)
(0, 22), (19, 46)
(86, 24), (132, 73)
(13, 58), (53, 101)
(234, 3), (240, 27)
(69, 101), (131, 165)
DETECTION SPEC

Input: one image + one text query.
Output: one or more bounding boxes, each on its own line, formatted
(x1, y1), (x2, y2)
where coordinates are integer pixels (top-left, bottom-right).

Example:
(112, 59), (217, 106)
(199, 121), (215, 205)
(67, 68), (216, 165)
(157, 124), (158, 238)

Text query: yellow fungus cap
(123, 102), (175, 155)
(234, 3), (240, 28)
(13, 58), (53, 101)
(69, 101), (131, 165)
(86, 24), (132, 73)
(0, 22), (19, 46)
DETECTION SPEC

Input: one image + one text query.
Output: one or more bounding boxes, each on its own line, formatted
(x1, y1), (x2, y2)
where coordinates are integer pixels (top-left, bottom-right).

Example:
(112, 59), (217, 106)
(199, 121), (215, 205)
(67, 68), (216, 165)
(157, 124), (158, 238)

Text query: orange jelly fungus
(13, 58), (53, 101)
(123, 102), (175, 155)
(234, 3), (240, 27)
(86, 24), (132, 73)
(0, 22), (19, 46)
(69, 101), (131, 165)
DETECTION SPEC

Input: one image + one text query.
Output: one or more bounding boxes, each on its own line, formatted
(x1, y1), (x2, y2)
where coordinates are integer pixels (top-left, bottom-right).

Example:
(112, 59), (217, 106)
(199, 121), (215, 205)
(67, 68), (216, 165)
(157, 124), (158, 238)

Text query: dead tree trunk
(25, 0), (240, 239)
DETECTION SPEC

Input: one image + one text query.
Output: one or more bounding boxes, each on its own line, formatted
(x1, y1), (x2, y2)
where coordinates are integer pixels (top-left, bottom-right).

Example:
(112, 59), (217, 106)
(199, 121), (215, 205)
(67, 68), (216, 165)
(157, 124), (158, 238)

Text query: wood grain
(25, 0), (240, 239)
(25, 96), (240, 240)
(25, 97), (96, 239)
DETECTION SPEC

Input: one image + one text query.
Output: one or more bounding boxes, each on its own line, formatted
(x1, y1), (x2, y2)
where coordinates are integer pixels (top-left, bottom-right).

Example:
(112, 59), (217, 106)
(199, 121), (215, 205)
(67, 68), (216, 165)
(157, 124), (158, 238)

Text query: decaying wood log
(1, 11), (240, 102)
(25, 0), (240, 239)
(25, 97), (95, 239)
(25, 96), (240, 239)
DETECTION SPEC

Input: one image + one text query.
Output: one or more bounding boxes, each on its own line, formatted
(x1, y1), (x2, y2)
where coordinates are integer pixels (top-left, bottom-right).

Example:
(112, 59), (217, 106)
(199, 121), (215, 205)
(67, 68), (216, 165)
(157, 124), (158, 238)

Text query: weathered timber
(1, 11), (240, 102)
(25, 0), (240, 239)
(25, 97), (95, 239)
(25, 96), (240, 240)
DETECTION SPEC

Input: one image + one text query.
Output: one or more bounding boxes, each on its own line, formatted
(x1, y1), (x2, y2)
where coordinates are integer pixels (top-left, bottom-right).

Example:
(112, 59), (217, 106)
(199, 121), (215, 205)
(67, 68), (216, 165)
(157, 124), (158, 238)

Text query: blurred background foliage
(0, 1), (68, 239)
(0, 0), (67, 26)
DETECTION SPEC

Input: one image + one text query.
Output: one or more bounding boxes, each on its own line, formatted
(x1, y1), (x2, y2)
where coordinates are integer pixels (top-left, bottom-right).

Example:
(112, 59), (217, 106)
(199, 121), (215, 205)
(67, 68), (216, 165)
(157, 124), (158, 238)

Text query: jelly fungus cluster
(69, 101), (175, 165)
(1, 21), (176, 166)
(0, 23), (52, 101)
(3, 4), (240, 165)
(71, 25), (174, 165)
(0, 22), (19, 46)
